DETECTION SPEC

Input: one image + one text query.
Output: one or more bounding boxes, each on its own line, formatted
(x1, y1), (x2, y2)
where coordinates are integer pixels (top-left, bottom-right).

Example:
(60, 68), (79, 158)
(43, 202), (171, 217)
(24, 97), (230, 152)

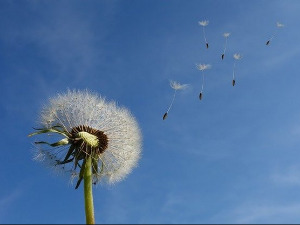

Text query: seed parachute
(163, 80), (188, 120)
(232, 53), (242, 86)
(196, 63), (211, 100)
(266, 22), (284, 46)
(198, 20), (209, 49)
(222, 32), (230, 60)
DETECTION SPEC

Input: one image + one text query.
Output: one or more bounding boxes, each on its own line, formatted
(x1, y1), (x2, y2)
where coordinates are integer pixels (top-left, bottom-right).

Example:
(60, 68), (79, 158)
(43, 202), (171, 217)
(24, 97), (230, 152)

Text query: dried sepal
(34, 138), (69, 147)
(28, 126), (69, 138)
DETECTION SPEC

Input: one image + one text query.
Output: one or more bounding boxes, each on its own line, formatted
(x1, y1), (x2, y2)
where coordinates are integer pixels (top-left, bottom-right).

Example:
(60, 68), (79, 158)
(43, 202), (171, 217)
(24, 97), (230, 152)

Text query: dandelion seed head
(32, 89), (142, 186)
(198, 20), (209, 26)
(276, 22), (284, 28)
(170, 80), (189, 90)
(233, 53), (242, 60)
(223, 32), (230, 38)
(196, 63), (212, 71)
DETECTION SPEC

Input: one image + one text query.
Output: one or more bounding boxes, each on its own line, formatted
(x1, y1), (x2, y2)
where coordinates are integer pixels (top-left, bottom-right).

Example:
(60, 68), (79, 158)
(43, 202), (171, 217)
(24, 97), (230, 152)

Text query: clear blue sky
(1, 0), (300, 223)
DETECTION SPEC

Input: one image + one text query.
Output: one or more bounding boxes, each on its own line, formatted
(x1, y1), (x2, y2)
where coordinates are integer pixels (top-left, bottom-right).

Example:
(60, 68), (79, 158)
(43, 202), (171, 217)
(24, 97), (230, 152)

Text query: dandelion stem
(84, 156), (95, 224)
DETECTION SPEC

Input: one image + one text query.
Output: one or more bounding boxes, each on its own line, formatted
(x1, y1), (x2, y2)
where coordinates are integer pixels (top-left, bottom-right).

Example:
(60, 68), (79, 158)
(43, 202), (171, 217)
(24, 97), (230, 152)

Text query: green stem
(84, 156), (95, 224)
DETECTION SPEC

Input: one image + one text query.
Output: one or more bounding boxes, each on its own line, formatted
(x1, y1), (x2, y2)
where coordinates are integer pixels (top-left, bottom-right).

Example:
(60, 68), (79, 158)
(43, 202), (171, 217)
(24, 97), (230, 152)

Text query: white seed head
(223, 32), (230, 38)
(276, 22), (284, 28)
(198, 20), (209, 26)
(170, 80), (189, 90)
(35, 89), (142, 185)
(233, 53), (242, 60)
(196, 63), (212, 71)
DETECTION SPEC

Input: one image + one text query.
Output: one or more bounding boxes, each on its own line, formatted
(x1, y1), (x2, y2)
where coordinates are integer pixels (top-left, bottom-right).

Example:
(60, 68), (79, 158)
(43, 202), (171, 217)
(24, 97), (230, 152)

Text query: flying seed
(196, 63), (211, 100)
(232, 53), (242, 87)
(198, 20), (209, 49)
(221, 33), (230, 60)
(163, 80), (188, 120)
(265, 22), (284, 46)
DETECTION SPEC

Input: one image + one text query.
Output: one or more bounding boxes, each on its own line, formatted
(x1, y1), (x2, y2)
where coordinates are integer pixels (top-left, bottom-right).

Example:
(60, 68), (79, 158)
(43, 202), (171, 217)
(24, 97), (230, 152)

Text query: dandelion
(196, 63), (211, 100)
(266, 22), (284, 45)
(232, 53), (242, 86)
(198, 20), (209, 48)
(163, 80), (188, 120)
(28, 90), (142, 224)
(221, 32), (230, 60)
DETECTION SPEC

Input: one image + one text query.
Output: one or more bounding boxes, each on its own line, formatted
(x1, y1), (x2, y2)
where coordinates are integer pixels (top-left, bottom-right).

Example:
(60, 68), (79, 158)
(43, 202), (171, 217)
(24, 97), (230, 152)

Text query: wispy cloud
(27, 3), (114, 83)
(1, 1), (119, 85)
(263, 47), (300, 69)
(271, 165), (300, 186)
(229, 203), (300, 223)
(0, 189), (22, 223)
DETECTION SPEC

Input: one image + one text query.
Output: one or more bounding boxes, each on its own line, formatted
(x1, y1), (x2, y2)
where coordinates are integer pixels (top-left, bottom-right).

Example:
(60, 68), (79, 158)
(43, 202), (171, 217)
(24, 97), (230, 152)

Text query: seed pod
(163, 112), (168, 120)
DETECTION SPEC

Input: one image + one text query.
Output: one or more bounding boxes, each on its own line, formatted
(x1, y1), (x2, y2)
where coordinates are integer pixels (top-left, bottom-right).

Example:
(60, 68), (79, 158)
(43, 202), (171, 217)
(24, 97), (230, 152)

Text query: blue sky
(1, 0), (300, 223)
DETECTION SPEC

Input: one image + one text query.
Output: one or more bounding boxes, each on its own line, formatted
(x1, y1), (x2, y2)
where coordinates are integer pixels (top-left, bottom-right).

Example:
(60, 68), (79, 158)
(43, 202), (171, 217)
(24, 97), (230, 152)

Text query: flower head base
(29, 90), (142, 188)
(170, 80), (188, 90)
(223, 32), (230, 38)
(196, 63), (212, 71)
(77, 132), (100, 148)
(233, 53), (242, 60)
(198, 20), (209, 26)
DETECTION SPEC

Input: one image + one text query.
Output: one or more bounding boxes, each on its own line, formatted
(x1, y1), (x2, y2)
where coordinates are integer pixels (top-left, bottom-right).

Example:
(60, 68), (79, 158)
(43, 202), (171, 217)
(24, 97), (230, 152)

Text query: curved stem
(202, 26), (207, 44)
(84, 156), (95, 224)
(233, 62), (236, 80)
(167, 90), (177, 113)
(201, 71), (205, 92)
(223, 37), (228, 55)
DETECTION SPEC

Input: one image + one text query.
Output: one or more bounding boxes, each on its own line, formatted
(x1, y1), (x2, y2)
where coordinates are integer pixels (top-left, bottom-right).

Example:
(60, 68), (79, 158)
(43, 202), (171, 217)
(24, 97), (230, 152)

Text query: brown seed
(163, 112), (168, 120)
(221, 54), (224, 60)
(206, 43), (209, 49)
(199, 92), (203, 100)
(232, 79), (236, 86)
(266, 40), (270, 45)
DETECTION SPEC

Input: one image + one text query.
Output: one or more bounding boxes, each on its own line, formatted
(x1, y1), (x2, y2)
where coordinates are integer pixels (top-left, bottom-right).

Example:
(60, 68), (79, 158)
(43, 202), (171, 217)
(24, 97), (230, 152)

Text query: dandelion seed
(28, 90), (142, 223)
(266, 22), (284, 45)
(198, 20), (209, 48)
(221, 32), (230, 60)
(232, 53), (242, 86)
(196, 63), (211, 100)
(163, 80), (188, 120)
